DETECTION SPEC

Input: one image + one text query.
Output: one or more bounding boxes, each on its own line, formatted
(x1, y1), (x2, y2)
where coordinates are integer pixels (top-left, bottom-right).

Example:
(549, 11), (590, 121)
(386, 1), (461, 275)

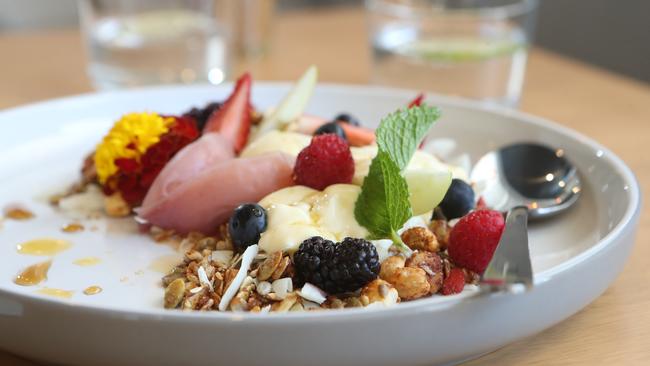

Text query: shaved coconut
(256, 281), (272, 296)
(189, 287), (203, 294)
(197, 266), (213, 292)
(218, 245), (258, 311)
(210, 250), (234, 266)
(371, 239), (393, 263)
(271, 278), (293, 299)
(298, 283), (327, 304)
(260, 305), (271, 313)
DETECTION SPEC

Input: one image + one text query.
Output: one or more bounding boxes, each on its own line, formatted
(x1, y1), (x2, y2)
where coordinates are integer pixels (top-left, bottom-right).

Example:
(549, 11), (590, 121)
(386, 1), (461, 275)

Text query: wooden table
(1, 7), (649, 366)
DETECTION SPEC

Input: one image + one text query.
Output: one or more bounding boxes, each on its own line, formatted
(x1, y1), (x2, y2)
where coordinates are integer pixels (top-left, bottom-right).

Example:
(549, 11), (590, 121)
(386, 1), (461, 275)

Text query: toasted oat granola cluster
(158, 215), (481, 313)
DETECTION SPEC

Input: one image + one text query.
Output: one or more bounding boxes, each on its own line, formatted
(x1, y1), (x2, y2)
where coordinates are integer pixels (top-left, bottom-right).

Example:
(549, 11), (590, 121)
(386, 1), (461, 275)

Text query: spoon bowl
(471, 142), (581, 220)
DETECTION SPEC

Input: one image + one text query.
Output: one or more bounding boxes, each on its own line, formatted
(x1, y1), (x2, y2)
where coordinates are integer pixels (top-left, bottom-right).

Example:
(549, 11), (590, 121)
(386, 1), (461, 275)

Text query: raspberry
(441, 268), (465, 295)
(447, 210), (505, 273)
(293, 134), (354, 190)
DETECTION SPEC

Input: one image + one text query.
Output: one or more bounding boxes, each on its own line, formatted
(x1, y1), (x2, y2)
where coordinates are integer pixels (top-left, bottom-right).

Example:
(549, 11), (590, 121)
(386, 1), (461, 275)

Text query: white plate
(0, 84), (641, 366)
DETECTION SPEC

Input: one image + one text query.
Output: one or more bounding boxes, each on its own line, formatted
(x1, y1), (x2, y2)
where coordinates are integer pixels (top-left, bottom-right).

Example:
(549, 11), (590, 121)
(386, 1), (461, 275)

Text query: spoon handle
(480, 206), (533, 293)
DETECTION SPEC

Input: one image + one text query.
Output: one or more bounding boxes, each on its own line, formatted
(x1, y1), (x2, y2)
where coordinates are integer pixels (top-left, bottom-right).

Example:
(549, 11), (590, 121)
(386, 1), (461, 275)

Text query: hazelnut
(401, 227), (440, 252)
(379, 255), (430, 300)
(406, 251), (444, 294)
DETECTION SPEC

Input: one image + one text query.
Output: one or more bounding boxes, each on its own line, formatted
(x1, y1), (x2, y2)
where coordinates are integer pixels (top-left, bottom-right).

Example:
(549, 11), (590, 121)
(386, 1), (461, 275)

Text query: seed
(164, 279), (186, 309)
(257, 251), (283, 281)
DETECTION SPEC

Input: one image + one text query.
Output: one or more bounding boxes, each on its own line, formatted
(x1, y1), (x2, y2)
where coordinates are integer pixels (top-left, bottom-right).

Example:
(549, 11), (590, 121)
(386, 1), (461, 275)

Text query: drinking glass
(366, 0), (538, 107)
(78, 0), (232, 89)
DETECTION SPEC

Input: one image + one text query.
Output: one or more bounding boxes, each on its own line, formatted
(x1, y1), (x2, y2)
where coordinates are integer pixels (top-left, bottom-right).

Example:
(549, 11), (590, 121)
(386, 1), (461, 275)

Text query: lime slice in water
(399, 38), (524, 63)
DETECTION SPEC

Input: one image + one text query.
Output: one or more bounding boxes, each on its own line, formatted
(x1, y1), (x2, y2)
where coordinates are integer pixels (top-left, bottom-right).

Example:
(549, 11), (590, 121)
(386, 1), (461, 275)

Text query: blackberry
(183, 102), (222, 131)
(293, 237), (336, 287)
(293, 236), (379, 294)
(436, 178), (475, 220)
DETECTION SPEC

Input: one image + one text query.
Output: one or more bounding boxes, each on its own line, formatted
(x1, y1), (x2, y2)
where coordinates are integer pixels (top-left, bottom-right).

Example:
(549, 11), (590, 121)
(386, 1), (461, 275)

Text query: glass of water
(78, 0), (232, 89)
(366, 0), (538, 107)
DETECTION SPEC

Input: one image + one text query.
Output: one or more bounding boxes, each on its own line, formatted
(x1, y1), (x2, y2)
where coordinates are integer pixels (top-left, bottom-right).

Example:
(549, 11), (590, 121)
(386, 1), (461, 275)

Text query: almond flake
(197, 266), (213, 292)
(298, 283), (327, 304)
(218, 245), (258, 311)
(271, 278), (293, 300)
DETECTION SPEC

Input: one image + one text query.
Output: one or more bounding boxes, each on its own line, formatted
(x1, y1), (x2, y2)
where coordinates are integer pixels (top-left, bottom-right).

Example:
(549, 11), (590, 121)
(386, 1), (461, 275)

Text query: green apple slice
(254, 65), (318, 138)
(404, 169), (453, 216)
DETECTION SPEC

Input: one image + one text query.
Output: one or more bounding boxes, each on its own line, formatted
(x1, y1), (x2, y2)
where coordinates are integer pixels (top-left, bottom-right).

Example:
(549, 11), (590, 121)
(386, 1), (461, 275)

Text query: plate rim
(0, 83), (641, 322)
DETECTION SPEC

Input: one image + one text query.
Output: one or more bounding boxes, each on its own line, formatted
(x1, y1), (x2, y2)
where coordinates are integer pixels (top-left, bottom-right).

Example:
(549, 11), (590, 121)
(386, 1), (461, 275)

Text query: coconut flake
(298, 283), (327, 304)
(197, 266), (213, 292)
(189, 286), (203, 294)
(256, 281), (272, 296)
(271, 278), (293, 300)
(210, 250), (234, 266)
(218, 245), (258, 311)
(371, 239), (393, 263)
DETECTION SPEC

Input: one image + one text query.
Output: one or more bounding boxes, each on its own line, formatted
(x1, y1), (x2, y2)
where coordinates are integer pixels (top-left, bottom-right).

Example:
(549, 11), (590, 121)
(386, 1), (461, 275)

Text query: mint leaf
(355, 150), (412, 240)
(375, 105), (441, 170)
(354, 105), (441, 253)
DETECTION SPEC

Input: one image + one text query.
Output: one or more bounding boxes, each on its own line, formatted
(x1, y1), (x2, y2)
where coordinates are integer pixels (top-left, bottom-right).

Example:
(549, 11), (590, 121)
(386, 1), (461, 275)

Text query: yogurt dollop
(258, 184), (368, 253)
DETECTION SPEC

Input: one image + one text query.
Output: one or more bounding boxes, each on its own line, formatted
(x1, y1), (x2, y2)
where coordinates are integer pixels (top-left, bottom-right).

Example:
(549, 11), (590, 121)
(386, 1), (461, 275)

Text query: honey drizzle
(73, 257), (101, 267)
(62, 223), (85, 233)
(14, 260), (52, 286)
(83, 286), (102, 295)
(17, 238), (71, 256)
(37, 287), (74, 299)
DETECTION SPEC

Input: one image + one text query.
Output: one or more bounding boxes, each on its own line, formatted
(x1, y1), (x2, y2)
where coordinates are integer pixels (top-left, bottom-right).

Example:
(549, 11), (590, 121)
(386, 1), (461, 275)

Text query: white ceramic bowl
(0, 84), (641, 366)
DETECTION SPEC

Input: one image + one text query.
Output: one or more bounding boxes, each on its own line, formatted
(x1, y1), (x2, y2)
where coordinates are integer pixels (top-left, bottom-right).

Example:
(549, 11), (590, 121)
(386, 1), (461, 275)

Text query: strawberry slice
(203, 73), (252, 153)
(408, 93), (425, 108)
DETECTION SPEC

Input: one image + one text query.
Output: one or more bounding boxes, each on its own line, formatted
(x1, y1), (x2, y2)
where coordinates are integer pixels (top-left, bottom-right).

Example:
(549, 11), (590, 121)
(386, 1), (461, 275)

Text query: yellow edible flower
(94, 112), (174, 184)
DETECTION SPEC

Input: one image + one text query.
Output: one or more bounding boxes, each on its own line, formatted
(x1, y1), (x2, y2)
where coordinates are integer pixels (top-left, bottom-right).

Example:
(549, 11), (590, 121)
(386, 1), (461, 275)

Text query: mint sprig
(354, 150), (411, 239)
(355, 105), (441, 254)
(376, 106), (441, 170)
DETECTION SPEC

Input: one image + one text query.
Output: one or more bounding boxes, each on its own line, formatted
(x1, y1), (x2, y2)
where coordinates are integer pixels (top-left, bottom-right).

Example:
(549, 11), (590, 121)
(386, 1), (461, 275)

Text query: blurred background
(1, 0), (648, 83)
(0, 0), (648, 110)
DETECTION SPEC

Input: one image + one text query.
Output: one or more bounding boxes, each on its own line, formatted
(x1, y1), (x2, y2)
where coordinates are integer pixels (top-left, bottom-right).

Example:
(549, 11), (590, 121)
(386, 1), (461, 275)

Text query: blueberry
(435, 179), (475, 220)
(334, 113), (360, 127)
(314, 121), (348, 141)
(228, 203), (267, 252)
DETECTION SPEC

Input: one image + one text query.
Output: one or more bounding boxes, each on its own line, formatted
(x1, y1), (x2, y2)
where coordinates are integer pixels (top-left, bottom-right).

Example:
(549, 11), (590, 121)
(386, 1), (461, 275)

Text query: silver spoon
(470, 143), (581, 220)
(471, 143), (581, 292)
